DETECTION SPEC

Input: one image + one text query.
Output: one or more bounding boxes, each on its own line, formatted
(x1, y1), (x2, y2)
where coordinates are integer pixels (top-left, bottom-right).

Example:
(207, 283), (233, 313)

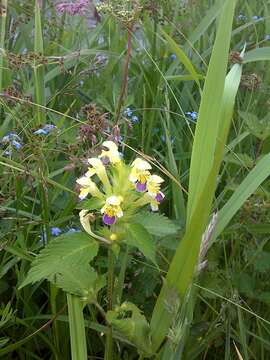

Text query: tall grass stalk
(0, 0), (7, 93)
(67, 294), (88, 360)
(39, 181), (61, 358)
(34, 0), (45, 126)
(150, 0), (238, 351)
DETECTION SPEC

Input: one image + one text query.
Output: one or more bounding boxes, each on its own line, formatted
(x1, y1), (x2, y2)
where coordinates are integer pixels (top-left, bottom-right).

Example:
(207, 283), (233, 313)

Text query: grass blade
(67, 294), (88, 360)
(243, 47), (270, 63)
(187, 0), (237, 223)
(0, 0), (7, 92)
(161, 29), (202, 89)
(150, 0), (237, 351)
(34, 0), (45, 125)
(212, 152), (270, 243)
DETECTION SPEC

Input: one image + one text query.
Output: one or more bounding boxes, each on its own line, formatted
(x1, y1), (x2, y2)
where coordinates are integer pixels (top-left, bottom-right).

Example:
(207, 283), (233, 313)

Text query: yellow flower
(146, 175), (164, 197)
(76, 175), (103, 200)
(99, 141), (122, 165)
(101, 195), (124, 225)
(86, 158), (111, 191)
(129, 158), (152, 192)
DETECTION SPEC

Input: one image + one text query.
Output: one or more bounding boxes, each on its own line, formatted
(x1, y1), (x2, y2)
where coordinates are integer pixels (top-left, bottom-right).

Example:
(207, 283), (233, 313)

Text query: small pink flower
(56, 0), (89, 16)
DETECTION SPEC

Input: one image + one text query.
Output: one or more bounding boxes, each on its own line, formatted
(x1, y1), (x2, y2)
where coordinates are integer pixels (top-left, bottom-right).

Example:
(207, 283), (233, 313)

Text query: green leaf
(161, 29), (202, 88)
(165, 74), (205, 82)
(184, 0), (222, 49)
(48, 265), (97, 298)
(253, 252), (270, 273)
(76, 197), (105, 210)
(246, 224), (270, 234)
(243, 47), (270, 63)
(125, 224), (156, 264)
(239, 111), (270, 140)
(106, 302), (152, 356)
(67, 294), (88, 360)
(20, 233), (99, 297)
(233, 273), (255, 297)
(212, 153), (270, 243)
(133, 212), (180, 237)
(225, 153), (254, 168)
(186, 0), (237, 223)
(34, 0), (45, 125)
(150, 0), (238, 351)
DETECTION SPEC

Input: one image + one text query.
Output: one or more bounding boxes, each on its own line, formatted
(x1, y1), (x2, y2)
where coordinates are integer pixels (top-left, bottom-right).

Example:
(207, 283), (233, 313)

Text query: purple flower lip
(155, 192), (164, 203)
(103, 214), (116, 226)
(101, 156), (110, 165)
(136, 181), (147, 192)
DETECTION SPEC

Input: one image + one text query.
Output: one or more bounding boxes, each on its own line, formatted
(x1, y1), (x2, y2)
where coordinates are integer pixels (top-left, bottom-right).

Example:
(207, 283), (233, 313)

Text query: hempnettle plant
(21, 140), (179, 359)
(2, 0), (270, 359)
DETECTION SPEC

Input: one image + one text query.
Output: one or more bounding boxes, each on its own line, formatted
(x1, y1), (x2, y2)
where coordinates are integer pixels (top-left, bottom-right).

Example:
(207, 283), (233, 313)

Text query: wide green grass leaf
(150, 0), (238, 351)
(212, 153), (270, 243)
(187, 0), (237, 223)
(243, 47), (270, 63)
(161, 29), (202, 88)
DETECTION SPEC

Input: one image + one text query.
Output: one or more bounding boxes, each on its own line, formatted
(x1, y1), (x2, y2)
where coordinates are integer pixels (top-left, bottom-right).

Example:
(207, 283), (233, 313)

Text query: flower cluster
(96, 1), (143, 27)
(129, 158), (165, 211)
(76, 141), (165, 227)
(185, 111), (198, 121)
(56, 0), (89, 16)
(237, 14), (263, 22)
(1, 132), (23, 151)
(33, 124), (56, 136)
(124, 107), (139, 124)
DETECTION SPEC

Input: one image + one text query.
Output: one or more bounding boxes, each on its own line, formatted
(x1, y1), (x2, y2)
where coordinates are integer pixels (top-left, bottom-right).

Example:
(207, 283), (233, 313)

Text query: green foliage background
(1, 0), (270, 359)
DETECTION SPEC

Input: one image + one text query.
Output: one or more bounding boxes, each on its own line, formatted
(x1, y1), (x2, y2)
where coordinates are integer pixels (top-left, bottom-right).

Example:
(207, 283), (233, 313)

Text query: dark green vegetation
(1, 0), (270, 359)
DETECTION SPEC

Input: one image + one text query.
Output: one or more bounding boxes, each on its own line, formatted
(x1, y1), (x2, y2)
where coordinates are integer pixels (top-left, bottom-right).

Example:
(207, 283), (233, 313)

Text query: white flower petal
(76, 176), (92, 186)
(148, 174), (164, 184)
(131, 158), (152, 170)
(150, 202), (159, 212)
(102, 141), (119, 152)
(116, 209), (123, 218)
(79, 188), (90, 200)
(106, 195), (121, 206)
(88, 157), (104, 168)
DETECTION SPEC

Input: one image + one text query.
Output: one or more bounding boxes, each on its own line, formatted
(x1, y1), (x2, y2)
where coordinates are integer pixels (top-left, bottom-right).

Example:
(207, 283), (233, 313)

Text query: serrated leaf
(133, 212), (180, 237)
(76, 197), (105, 210)
(225, 153), (254, 168)
(125, 224), (156, 264)
(106, 302), (152, 356)
(239, 111), (270, 140)
(20, 232), (98, 289)
(48, 265), (97, 297)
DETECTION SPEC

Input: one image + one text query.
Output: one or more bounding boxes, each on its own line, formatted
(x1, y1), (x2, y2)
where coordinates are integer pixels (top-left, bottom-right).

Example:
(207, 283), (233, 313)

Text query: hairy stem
(105, 247), (115, 360)
(113, 245), (129, 305)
